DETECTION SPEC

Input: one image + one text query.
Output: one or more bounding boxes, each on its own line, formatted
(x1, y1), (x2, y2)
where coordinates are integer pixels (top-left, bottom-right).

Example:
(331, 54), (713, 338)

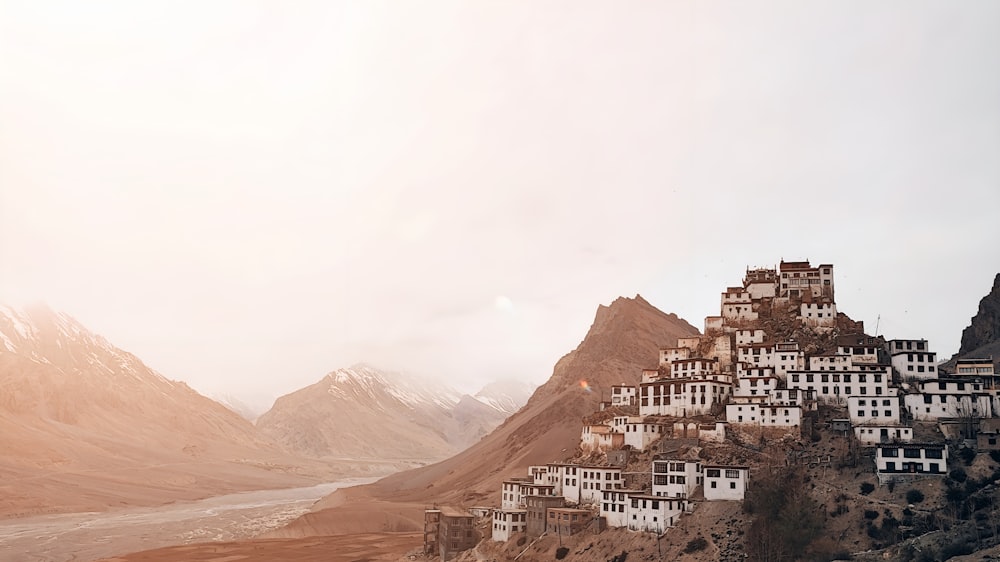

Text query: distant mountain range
(256, 364), (533, 462)
(0, 304), (332, 517)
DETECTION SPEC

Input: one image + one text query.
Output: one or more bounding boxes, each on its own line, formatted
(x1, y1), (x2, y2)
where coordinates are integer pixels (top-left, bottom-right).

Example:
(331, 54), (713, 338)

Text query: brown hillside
(273, 295), (698, 537)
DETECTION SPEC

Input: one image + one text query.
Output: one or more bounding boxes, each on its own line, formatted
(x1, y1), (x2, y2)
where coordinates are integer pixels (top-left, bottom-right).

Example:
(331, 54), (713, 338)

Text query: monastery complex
(425, 260), (998, 560)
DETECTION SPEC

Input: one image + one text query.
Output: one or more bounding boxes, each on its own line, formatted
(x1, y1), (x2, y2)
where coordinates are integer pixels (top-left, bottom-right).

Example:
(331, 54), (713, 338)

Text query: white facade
(600, 489), (641, 528)
(773, 341), (805, 378)
(734, 364), (777, 397)
(837, 336), (882, 365)
(704, 466), (749, 501)
(669, 358), (720, 379)
(726, 403), (801, 428)
(652, 459), (702, 498)
(677, 336), (701, 351)
(529, 466), (548, 485)
(581, 424), (619, 452)
(721, 288), (757, 322)
(639, 379), (732, 417)
(743, 267), (777, 300)
(854, 425), (913, 446)
(904, 379), (993, 420)
(808, 354), (852, 371)
(769, 388), (814, 407)
(799, 302), (837, 326)
(621, 419), (667, 451)
(738, 344), (775, 370)
(705, 316), (725, 332)
(556, 465), (580, 503)
(578, 466), (623, 505)
(492, 508), (527, 542)
(888, 339), (938, 380)
(501, 480), (526, 509)
(735, 329), (765, 346)
(875, 444), (947, 476)
(659, 346), (691, 367)
(626, 495), (687, 532)
(787, 368), (890, 404)
(610, 384), (637, 406)
(778, 261), (834, 300)
(848, 393), (901, 425)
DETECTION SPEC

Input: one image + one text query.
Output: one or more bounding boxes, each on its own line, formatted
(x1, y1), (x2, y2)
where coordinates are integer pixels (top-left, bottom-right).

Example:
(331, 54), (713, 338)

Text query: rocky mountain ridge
(256, 364), (528, 463)
(0, 304), (337, 518)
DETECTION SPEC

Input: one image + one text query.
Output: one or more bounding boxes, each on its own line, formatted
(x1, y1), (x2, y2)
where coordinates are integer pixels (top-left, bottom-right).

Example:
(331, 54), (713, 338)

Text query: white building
(529, 466), (548, 485)
(738, 344), (775, 370)
(799, 301), (837, 327)
(578, 466), (623, 505)
(726, 403), (801, 429)
(904, 379), (993, 420)
(743, 267), (777, 300)
(735, 329), (766, 346)
(769, 388), (815, 407)
(639, 379), (732, 417)
(773, 341), (806, 378)
(875, 444), (947, 477)
(626, 494), (687, 532)
(659, 346), (691, 367)
(837, 335), (882, 365)
(600, 488), (643, 528)
(501, 479), (530, 509)
(778, 260), (834, 300)
(734, 364), (777, 397)
(492, 508), (527, 542)
(808, 354), (852, 371)
(787, 368), (890, 404)
(610, 384), (637, 407)
(721, 287), (758, 322)
(652, 459), (702, 498)
(619, 418), (667, 451)
(668, 358), (721, 379)
(854, 425), (913, 446)
(581, 424), (621, 452)
(703, 465), (749, 501)
(848, 392), (901, 425)
(888, 339), (938, 380)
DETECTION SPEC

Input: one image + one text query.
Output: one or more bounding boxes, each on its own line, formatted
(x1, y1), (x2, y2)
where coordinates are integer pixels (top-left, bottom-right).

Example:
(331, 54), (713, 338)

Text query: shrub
(555, 547), (570, 560)
(887, 480), (896, 493)
(906, 489), (925, 504)
(949, 468), (968, 483)
(860, 482), (875, 495)
(990, 450), (1000, 463)
(683, 537), (708, 553)
(864, 509), (880, 520)
(959, 447), (976, 466)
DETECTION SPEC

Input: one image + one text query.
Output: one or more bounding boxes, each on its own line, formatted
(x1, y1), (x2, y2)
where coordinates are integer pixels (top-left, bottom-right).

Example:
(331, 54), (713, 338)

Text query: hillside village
(422, 260), (1000, 561)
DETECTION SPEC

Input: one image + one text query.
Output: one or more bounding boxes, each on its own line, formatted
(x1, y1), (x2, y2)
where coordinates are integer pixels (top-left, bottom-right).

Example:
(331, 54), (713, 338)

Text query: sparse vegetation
(864, 509), (879, 520)
(555, 546), (570, 559)
(683, 537), (707, 554)
(860, 482), (875, 495)
(959, 447), (976, 466)
(745, 468), (826, 561)
(950, 468), (968, 483)
(906, 489), (925, 504)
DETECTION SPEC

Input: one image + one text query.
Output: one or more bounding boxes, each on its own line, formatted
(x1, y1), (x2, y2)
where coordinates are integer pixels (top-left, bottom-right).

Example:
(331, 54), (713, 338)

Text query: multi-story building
(703, 465), (749, 501)
(875, 444), (947, 478)
(903, 379), (993, 420)
(424, 508), (477, 560)
(778, 260), (834, 300)
(854, 425), (913, 446)
(524, 494), (565, 537)
(651, 459), (702, 498)
(546, 508), (593, 536)
(491, 508), (526, 542)
(847, 392), (901, 425)
(578, 466), (623, 505)
(610, 384), (637, 406)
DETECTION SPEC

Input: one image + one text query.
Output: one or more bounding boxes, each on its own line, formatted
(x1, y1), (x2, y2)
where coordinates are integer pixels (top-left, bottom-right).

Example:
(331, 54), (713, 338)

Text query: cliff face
(960, 273), (1000, 355)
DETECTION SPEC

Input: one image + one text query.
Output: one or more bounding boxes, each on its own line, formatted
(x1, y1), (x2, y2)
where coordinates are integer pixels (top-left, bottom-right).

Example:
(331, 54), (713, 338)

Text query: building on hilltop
(778, 260), (834, 301)
(875, 443), (947, 483)
(703, 465), (749, 501)
(652, 459), (702, 498)
(491, 508), (526, 542)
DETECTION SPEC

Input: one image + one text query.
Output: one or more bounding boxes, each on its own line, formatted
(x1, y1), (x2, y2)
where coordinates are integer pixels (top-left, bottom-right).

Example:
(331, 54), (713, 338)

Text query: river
(0, 477), (377, 562)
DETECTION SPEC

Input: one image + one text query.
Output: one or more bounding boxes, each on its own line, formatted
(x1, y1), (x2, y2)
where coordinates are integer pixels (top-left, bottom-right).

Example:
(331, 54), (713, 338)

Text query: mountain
(473, 378), (536, 415)
(214, 392), (267, 422)
(270, 295), (699, 536)
(0, 304), (334, 518)
(256, 364), (524, 463)
(942, 273), (1000, 372)
(959, 273), (1000, 355)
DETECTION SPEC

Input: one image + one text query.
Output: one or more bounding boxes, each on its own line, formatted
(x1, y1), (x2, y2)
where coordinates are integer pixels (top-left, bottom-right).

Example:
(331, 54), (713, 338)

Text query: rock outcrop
(959, 273), (1000, 355)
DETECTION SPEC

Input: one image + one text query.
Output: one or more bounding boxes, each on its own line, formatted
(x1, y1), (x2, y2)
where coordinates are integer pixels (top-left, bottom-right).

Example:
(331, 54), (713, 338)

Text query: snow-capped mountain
(0, 304), (328, 517)
(256, 364), (522, 462)
(473, 378), (537, 416)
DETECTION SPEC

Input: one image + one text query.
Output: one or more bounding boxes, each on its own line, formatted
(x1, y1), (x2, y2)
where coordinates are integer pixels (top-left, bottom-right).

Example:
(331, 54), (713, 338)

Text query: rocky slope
(271, 295), (699, 537)
(959, 273), (1000, 355)
(0, 304), (336, 518)
(256, 365), (527, 462)
(942, 273), (1000, 373)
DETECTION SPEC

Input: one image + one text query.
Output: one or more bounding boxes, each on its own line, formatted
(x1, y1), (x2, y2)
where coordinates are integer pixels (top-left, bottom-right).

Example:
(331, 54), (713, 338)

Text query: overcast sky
(1, 1), (998, 410)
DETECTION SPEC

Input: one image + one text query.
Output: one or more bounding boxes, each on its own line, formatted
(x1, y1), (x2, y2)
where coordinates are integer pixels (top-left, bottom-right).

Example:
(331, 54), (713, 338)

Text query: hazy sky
(2, 1), (998, 409)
